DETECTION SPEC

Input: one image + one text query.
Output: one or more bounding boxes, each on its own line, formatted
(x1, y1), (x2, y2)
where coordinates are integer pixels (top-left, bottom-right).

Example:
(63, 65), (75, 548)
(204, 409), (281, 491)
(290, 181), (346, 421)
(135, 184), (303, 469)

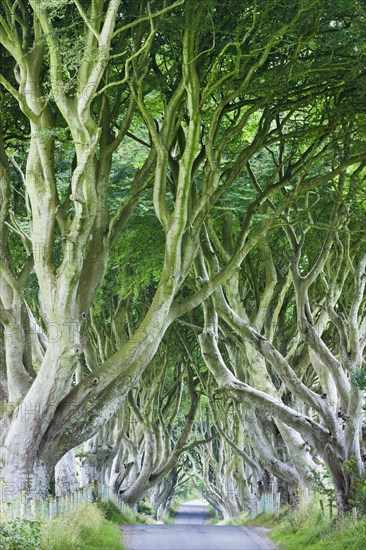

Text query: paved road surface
(121, 500), (275, 550)
(174, 499), (210, 524)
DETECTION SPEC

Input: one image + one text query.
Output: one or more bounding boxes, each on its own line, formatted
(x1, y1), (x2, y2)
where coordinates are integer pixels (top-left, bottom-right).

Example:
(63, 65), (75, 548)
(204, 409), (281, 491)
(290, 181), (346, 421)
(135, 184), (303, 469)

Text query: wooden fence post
(20, 494), (26, 517)
(30, 499), (36, 519)
(275, 492), (281, 518)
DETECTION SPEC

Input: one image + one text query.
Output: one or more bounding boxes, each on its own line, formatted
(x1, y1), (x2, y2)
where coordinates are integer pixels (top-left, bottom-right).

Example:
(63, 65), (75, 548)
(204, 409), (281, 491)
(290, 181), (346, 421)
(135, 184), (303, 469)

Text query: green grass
(1, 499), (144, 549)
(97, 499), (147, 525)
(162, 498), (182, 524)
(207, 504), (220, 524)
(82, 519), (124, 550)
(228, 501), (366, 550)
(222, 510), (283, 527)
(270, 510), (366, 550)
(40, 502), (126, 550)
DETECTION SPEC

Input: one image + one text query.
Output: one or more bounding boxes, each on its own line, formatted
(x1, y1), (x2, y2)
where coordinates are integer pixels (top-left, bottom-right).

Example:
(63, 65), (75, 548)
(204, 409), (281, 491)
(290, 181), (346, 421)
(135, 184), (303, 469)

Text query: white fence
(0, 482), (126, 523)
(248, 491), (281, 518)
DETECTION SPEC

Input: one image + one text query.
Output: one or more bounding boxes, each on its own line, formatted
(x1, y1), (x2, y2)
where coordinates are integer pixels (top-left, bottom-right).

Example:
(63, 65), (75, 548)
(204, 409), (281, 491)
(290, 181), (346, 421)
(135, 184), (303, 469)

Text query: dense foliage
(0, 0), (365, 529)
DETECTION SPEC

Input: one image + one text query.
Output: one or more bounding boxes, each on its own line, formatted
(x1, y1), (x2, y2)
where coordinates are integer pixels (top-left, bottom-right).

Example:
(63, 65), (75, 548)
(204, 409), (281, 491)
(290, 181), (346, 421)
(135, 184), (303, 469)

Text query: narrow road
(174, 499), (210, 524)
(121, 500), (275, 550)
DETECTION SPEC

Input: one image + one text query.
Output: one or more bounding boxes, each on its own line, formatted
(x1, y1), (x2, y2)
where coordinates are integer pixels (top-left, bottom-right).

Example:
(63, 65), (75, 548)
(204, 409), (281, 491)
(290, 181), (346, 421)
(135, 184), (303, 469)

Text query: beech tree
(0, 0), (365, 504)
(77, 338), (210, 507)
(194, 162), (366, 512)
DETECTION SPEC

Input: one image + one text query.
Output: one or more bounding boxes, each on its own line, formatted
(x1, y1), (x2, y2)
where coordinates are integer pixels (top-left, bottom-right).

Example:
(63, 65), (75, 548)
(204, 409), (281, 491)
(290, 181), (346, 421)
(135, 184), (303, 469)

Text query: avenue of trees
(0, 0), (365, 516)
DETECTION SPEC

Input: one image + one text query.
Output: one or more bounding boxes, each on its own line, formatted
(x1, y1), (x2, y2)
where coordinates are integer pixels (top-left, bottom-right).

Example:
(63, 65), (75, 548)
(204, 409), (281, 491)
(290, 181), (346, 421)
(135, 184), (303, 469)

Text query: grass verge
(269, 507), (366, 549)
(97, 499), (148, 524)
(0, 499), (150, 549)
(162, 497), (183, 524)
(226, 502), (366, 550)
(41, 502), (125, 550)
(207, 503), (220, 524)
